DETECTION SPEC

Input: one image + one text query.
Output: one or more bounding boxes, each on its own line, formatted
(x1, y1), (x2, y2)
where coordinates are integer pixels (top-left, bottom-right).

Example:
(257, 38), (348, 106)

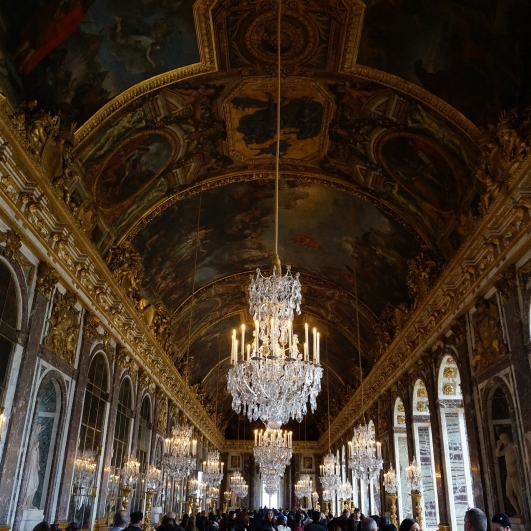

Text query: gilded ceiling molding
(73, 0), (219, 145)
(321, 154), (531, 448)
(0, 96), (225, 449)
(121, 171), (429, 248)
(344, 66), (481, 144)
(223, 439), (321, 454)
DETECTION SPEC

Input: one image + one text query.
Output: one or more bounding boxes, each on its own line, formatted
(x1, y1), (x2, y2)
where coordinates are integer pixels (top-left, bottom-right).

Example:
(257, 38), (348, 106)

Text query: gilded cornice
(0, 96), (224, 449)
(320, 154), (531, 450)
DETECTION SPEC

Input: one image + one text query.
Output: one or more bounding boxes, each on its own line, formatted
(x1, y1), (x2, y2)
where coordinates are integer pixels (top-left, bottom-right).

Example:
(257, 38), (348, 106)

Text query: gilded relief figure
(43, 290), (80, 365)
(496, 432), (523, 516)
(471, 298), (507, 372)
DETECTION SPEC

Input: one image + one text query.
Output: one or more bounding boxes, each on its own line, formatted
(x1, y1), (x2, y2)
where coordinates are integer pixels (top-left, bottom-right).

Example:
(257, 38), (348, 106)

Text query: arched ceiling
(1, 0), (529, 440)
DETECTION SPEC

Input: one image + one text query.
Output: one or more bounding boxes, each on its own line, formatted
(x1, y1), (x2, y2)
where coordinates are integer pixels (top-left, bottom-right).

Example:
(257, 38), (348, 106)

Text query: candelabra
(142, 465), (161, 531)
(202, 451), (224, 487)
(406, 458), (423, 530)
(319, 453), (340, 492)
(228, 276), (323, 429)
(119, 456), (141, 509)
(311, 491), (319, 509)
(383, 467), (398, 528)
(348, 425), (383, 483)
(223, 491), (231, 513)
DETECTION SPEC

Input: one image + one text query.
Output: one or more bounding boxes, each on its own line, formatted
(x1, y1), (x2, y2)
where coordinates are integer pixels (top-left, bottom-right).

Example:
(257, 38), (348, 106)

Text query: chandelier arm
(353, 249), (364, 423)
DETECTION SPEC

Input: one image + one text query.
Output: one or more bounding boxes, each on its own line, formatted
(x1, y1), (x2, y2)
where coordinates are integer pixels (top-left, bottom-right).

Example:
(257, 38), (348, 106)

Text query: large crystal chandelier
(229, 470), (248, 499)
(348, 424), (383, 482)
(162, 424), (197, 480)
(228, 293), (323, 429)
(294, 474), (313, 499)
(226, 0), (322, 431)
(202, 450), (224, 487)
(319, 453), (340, 492)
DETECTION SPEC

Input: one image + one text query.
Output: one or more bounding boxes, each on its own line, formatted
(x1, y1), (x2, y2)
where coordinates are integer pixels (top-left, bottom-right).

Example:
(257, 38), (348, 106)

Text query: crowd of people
(29, 505), (514, 531)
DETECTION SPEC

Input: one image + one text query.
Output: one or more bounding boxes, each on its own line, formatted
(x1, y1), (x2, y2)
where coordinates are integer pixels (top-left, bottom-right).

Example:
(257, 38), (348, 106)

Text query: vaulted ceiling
(1, 0), (530, 439)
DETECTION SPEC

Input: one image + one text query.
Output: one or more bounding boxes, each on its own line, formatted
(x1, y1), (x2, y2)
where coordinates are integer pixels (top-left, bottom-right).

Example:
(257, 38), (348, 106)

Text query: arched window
(25, 379), (61, 512)
(70, 353), (109, 528)
(0, 261), (19, 402)
(393, 397), (411, 521)
(412, 379), (439, 530)
(111, 378), (133, 469)
(437, 355), (473, 530)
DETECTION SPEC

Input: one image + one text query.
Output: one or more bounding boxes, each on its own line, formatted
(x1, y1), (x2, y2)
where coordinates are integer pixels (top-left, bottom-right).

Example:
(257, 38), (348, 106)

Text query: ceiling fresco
(358, 0), (531, 127)
(0, 0), (200, 124)
(132, 180), (422, 316)
(0, 0), (512, 435)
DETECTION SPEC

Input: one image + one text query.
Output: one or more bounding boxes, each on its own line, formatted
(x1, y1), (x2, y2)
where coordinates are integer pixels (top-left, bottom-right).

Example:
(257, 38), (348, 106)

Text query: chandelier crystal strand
(226, 0), (322, 430)
(347, 256), (383, 483)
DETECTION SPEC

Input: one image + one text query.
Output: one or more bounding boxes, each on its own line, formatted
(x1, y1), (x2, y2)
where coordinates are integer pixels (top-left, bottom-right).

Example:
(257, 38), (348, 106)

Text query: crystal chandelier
(337, 480), (352, 501)
(383, 467), (398, 495)
(253, 427), (293, 478)
(226, 0), (322, 431)
(294, 474), (313, 499)
(406, 458), (423, 492)
(311, 491), (319, 505)
(73, 450), (98, 490)
(319, 453), (340, 492)
(202, 450), (224, 487)
(188, 477), (199, 496)
(348, 424), (383, 482)
(229, 470), (248, 499)
(162, 424), (197, 480)
(228, 312), (323, 429)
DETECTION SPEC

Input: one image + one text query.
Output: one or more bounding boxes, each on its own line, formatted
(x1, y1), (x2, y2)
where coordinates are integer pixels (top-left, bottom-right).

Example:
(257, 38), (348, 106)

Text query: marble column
(0, 290), (48, 527)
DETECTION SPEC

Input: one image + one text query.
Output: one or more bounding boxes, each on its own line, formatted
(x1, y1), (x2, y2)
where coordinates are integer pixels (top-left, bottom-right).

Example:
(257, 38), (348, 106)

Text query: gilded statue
(496, 432), (523, 516)
(106, 242), (145, 299)
(43, 290), (80, 365)
(471, 298), (507, 372)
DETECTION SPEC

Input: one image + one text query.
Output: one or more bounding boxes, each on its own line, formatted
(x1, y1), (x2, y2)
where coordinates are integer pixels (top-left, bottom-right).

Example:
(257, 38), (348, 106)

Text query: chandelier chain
(274, 0), (281, 259)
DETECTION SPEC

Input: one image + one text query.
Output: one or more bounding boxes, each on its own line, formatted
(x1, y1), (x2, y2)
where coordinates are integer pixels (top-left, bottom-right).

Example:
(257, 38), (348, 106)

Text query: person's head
(235, 511), (249, 527)
(312, 511), (321, 522)
(181, 515), (190, 527)
(32, 524), (51, 531)
(360, 517), (377, 531)
(342, 510), (350, 518)
(379, 517), (391, 528)
(353, 510), (361, 521)
(161, 517), (175, 526)
(131, 512), (144, 525)
(167, 513), (177, 522)
(464, 508), (487, 531)
(276, 516), (286, 527)
(267, 510), (274, 522)
(113, 511), (129, 529)
(399, 520), (419, 531)
(491, 513), (511, 531)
